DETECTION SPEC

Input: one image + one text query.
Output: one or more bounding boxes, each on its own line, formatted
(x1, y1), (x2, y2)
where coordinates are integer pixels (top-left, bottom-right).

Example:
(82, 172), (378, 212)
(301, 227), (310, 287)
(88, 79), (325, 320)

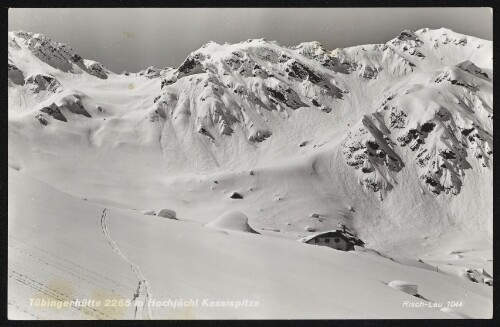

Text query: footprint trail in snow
(100, 208), (153, 319)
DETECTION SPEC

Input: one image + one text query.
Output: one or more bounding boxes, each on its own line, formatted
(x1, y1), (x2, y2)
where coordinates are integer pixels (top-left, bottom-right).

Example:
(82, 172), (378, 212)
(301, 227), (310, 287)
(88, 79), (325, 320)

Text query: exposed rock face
(457, 60), (490, 80)
(341, 57), (492, 198)
(40, 103), (67, 122)
(37, 94), (92, 123)
(342, 115), (404, 195)
(137, 66), (162, 79)
(10, 31), (109, 79)
(83, 60), (108, 79)
(434, 68), (479, 92)
(15, 31), (77, 72)
(25, 74), (62, 93)
(177, 53), (206, 77)
(153, 38), (352, 144)
(8, 63), (25, 85)
(230, 192), (243, 199)
(59, 94), (93, 118)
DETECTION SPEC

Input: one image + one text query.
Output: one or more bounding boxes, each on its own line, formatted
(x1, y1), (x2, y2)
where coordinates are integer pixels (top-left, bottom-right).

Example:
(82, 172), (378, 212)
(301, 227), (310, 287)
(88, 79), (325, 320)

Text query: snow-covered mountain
(8, 28), (493, 319)
(8, 27), (492, 238)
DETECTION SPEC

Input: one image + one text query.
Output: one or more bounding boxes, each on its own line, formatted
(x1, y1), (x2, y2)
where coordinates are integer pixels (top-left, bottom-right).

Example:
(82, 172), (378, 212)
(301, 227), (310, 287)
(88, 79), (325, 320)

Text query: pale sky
(8, 8), (492, 73)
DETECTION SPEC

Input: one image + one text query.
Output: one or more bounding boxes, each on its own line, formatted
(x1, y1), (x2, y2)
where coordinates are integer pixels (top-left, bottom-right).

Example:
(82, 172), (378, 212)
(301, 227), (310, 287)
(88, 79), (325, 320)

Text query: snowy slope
(8, 28), (493, 318)
(8, 168), (492, 319)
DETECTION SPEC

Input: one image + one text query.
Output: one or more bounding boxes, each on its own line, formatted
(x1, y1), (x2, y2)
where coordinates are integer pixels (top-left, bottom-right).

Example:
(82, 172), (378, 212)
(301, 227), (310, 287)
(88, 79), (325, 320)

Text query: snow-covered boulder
(305, 226), (316, 232)
(35, 113), (48, 126)
(206, 210), (259, 234)
(156, 209), (177, 220)
(141, 210), (156, 216)
(462, 268), (493, 286)
(388, 280), (418, 296)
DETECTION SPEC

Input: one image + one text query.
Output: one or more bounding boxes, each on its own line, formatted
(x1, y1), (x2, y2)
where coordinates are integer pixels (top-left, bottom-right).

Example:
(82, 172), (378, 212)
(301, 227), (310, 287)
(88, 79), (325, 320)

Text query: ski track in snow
(99, 208), (153, 319)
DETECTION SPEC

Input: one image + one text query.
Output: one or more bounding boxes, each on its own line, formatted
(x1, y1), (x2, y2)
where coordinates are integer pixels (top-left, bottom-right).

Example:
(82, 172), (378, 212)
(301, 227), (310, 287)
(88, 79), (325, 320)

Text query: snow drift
(206, 210), (259, 234)
(388, 280), (419, 296)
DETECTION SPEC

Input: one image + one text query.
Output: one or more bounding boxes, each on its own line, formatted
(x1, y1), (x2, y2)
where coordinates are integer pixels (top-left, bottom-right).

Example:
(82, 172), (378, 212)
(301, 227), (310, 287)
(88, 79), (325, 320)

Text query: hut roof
(298, 229), (364, 246)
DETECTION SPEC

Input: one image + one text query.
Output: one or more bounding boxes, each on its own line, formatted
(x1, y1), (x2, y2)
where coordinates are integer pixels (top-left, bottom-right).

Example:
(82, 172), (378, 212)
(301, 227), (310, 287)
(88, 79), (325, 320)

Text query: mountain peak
(8, 30), (112, 79)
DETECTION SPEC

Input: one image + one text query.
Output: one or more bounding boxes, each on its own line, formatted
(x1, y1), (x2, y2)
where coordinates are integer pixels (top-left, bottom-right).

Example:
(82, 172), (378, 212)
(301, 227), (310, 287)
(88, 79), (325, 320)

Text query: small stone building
(298, 229), (364, 251)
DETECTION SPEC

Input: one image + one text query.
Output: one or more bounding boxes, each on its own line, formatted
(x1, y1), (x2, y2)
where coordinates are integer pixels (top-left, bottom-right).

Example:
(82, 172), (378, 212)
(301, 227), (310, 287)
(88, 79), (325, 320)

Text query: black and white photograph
(7, 7), (493, 319)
